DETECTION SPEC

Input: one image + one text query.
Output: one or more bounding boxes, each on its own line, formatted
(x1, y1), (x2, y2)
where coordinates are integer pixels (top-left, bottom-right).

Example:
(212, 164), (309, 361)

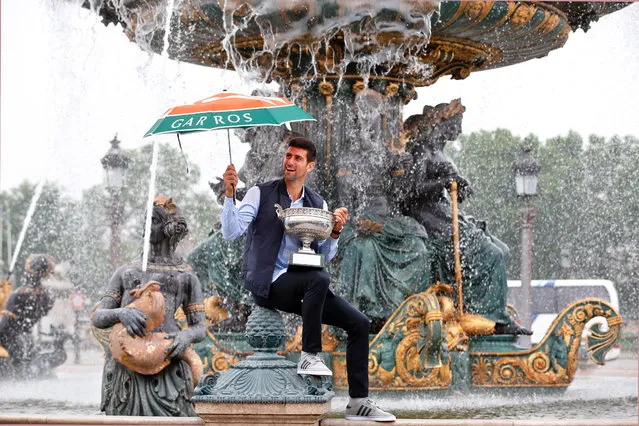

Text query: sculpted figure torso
(403, 105), (472, 236)
(0, 254), (60, 374)
(402, 100), (531, 335)
(334, 89), (432, 330)
(92, 196), (206, 417)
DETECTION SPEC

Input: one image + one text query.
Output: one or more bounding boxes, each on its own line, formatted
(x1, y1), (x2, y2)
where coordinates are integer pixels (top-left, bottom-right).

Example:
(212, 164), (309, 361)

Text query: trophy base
(288, 252), (325, 269)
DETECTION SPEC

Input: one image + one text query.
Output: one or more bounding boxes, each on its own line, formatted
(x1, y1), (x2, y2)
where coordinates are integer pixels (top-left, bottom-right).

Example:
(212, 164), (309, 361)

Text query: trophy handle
(274, 203), (284, 220)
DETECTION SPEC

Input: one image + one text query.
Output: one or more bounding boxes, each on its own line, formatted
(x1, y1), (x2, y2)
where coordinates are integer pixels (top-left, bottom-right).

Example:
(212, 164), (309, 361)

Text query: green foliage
(449, 129), (523, 276)
(453, 130), (638, 318)
(117, 142), (219, 261)
(0, 143), (220, 300)
(0, 181), (75, 282)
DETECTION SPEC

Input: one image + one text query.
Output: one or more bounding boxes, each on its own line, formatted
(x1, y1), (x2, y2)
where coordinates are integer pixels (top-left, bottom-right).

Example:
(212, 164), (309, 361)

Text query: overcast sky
(1, 1), (638, 199)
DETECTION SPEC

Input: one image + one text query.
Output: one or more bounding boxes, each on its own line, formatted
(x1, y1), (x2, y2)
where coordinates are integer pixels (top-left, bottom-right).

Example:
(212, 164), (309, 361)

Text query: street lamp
(512, 138), (539, 348)
(101, 135), (129, 271)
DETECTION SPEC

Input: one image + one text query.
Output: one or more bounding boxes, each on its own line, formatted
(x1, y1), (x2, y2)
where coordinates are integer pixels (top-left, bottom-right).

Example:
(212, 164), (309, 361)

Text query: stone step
(0, 415), (637, 426)
(321, 419), (638, 426)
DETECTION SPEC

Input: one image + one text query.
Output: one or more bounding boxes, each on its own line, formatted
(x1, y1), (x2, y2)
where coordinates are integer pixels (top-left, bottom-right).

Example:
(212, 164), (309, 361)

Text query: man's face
(283, 146), (315, 182)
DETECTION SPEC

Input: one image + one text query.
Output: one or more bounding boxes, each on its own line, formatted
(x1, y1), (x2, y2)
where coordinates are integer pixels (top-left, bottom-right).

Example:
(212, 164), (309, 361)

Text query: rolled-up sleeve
(317, 200), (338, 262)
(220, 186), (260, 240)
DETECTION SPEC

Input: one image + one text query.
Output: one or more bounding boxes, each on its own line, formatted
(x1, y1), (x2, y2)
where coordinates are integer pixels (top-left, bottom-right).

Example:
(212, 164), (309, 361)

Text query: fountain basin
(87, 1), (596, 86)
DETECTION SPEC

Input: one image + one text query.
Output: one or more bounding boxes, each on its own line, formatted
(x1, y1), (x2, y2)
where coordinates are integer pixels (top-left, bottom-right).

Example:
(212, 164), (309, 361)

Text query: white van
(506, 279), (620, 360)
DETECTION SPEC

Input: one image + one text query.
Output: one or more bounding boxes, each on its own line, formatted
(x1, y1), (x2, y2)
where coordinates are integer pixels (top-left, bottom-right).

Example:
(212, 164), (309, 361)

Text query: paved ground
(0, 348), (636, 422)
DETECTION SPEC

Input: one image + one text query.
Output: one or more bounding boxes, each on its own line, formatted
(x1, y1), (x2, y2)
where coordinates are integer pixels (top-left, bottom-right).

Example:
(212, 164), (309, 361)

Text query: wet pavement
(0, 348), (636, 420)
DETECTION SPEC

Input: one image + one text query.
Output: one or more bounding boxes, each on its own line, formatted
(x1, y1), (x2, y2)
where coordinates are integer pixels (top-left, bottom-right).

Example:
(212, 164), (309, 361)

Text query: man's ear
(306, 161), (315, 173)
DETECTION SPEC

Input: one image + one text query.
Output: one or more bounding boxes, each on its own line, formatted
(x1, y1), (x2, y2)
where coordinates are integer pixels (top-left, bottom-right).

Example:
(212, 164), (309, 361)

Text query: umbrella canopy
(144, 92), (315, 137)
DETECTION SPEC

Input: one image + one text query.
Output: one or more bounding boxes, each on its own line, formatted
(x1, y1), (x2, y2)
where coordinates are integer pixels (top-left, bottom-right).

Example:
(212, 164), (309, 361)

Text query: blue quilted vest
(241, 179), (325, 298)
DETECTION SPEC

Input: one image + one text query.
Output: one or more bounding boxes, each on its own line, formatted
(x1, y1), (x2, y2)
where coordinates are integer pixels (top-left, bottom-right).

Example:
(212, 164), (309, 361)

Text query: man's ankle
(348, 397), (367, 405)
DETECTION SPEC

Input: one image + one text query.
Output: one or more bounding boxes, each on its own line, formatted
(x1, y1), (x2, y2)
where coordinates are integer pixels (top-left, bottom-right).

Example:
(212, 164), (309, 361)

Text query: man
(221, 136), (395, 422)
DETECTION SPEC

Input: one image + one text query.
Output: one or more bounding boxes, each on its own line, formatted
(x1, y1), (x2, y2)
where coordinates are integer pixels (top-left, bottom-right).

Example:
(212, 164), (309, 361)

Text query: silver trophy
(275, 203), (335, 268)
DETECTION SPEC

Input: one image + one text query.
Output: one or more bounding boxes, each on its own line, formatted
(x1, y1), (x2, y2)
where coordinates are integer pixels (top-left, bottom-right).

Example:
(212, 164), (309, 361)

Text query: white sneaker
(345, 398), (396, 422)
(297, 351), (332, 376)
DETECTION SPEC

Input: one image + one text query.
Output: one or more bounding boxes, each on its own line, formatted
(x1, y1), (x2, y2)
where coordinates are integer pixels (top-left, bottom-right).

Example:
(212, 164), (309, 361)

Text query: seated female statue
(401, 99), (530, 335)
(334, 89), (433, 331)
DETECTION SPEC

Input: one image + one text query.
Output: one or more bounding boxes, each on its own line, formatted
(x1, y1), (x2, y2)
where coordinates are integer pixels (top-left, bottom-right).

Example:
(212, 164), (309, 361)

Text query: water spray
(6, 179), (45, 280)
(142, 140), (160, 272)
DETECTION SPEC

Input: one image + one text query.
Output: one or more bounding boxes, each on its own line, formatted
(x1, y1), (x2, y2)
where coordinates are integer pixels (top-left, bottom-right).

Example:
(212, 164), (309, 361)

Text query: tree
(575, 134), (639, 317)
(534, 131), (587, 280)
(117, 142), (219, 262)
(450, 128), (524, 278)
(0, 143), (221, 301)
(451, 129), (638, 318)
(0, 181), (77, 284)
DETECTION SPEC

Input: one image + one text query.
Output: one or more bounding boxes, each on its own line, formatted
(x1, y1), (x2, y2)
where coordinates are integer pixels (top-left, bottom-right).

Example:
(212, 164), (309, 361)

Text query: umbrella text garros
(166, 111), (253, 131)
(144, 93), (315, 137)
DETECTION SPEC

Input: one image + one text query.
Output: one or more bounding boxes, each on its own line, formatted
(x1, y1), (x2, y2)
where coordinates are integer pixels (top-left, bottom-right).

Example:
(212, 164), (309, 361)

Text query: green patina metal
(468, 299), (623, 389)
(183, 295), (622, 393)
(469, 335), (522, 354)
(84, 0), (629, 399)
(163, 1), (573, 85)
(88, 2), (631, 89)
(448, 351), (471, 393)
(193, 306), (334, 403)
(188, 232), (246, 302)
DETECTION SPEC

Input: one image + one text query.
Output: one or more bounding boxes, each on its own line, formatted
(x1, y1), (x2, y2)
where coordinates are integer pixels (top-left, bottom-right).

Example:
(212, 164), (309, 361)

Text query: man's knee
(352, 311), (371, 334)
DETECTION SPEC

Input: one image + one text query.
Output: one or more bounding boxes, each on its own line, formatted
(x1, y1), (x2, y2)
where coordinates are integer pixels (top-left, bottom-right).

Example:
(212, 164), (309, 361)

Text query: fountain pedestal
(196, 400), (331, 426)
(193, 307), (334, 426)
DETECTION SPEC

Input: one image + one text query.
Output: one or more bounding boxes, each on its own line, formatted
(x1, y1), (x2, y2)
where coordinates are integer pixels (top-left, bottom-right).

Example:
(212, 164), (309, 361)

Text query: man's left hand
(332, 207), (348, 233)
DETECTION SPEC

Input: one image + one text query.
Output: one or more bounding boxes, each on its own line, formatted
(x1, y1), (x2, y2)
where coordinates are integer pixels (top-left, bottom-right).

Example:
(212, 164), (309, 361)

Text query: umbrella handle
(226, 129), (233, 164)
(226, 129), (236, 204)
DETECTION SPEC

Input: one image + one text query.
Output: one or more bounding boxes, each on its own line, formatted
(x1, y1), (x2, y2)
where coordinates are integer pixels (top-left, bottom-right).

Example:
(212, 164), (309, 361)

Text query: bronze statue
(0, 254), (71, 377)
(108, 280), (203, 383)
(334, 89), (433, 331)
(402, 99), (531, 336)
(92, 196), (206, 416)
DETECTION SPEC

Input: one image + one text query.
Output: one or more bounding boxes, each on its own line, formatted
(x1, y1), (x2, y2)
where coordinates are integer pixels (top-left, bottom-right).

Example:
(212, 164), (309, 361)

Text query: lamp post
(513, 139), (539, 348)
(101, 135), (129, 272)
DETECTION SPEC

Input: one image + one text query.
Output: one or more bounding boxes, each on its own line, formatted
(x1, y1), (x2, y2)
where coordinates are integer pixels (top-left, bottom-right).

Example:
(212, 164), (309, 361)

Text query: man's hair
(287, 136), (317, 163)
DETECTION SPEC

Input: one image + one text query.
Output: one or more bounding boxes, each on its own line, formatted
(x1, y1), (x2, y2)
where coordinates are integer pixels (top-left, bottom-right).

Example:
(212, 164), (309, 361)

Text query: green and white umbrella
(144, 92), (315, 162)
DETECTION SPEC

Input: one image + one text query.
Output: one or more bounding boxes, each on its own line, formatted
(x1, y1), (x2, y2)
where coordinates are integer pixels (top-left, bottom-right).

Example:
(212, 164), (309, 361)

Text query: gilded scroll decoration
(470, 299), (622, 388)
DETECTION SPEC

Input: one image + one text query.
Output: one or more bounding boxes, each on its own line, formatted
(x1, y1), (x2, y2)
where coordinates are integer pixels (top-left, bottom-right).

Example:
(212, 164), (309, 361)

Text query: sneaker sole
(297, 368), (333, 376)
(345, 415), (396, 422)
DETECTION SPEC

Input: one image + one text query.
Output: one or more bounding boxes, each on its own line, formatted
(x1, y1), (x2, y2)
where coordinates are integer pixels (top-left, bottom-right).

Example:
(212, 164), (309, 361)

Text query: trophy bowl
(275, 204), (335, 255)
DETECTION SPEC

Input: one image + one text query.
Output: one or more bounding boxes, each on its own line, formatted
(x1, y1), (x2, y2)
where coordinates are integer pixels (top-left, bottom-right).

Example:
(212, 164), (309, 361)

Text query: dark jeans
(253, 268), (370, 398)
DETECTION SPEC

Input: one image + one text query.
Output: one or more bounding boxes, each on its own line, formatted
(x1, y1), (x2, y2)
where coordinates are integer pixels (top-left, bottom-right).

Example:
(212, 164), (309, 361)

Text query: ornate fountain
(86, 0), (628, 395)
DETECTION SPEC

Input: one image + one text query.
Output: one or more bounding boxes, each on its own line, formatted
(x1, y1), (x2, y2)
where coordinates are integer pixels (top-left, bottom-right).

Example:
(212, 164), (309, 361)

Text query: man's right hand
(118, 307), (147, 338)
(223, 164), (238, 198)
